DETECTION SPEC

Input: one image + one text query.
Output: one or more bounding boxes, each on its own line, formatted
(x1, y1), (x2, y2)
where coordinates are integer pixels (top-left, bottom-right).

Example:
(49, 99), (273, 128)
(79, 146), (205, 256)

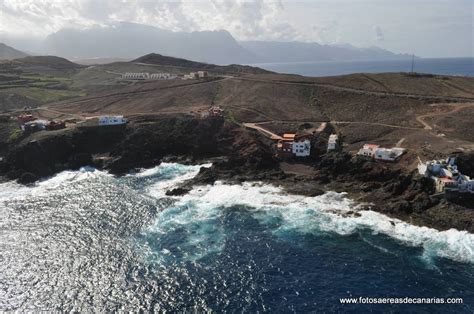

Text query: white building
(457, 177), (474, 194)
(98, 116), (127, 126)
(182, 72), (202, 80)
(197, 71), (208, 78)
(21, 119), (47, 131)
(149, 73), (177, 80)
(357, 144), (379, 158)
(121, 72), (149, 80)
(357, 144), (406, 161)
(292, 139), (311, 157)
(79, 115), (127, 127)
(327, 134), (339, 151)
(418, 157), (474, 195)
(374, 147), (407, 161)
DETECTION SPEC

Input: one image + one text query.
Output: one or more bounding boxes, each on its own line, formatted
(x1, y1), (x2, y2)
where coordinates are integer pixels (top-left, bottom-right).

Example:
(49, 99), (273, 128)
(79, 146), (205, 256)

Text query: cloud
(181, 0), (300, 41)
(373, 25), (384, 41)
(311, 20), (340, 44)
(0, 0), (301, 41)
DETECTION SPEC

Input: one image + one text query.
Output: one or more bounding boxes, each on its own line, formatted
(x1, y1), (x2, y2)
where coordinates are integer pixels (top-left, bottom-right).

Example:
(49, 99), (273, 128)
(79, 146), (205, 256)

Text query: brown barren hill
(248, 72), (474, 99)
(26, 53), (473, 156)
(133, 53), (272, 75)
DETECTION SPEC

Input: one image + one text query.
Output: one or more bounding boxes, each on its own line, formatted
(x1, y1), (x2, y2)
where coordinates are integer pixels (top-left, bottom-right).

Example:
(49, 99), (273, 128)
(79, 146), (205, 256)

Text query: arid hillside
(2, 54), (474, 161)
(250, 72), (474, 99)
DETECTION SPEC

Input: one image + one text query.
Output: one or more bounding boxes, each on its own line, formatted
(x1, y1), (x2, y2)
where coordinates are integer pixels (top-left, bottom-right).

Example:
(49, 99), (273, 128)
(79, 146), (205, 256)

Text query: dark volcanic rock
(18, 172), (38, 184)
(165, 187), (191, 196)
(1, 115), (279, 186)
(2, 126), (126, 182)
(455, 152), (474, 177)
(105, 116), (227, 174)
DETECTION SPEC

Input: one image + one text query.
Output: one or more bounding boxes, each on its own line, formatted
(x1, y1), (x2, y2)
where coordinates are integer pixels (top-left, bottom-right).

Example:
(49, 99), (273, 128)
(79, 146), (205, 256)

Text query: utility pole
(411, 54), (415, 73)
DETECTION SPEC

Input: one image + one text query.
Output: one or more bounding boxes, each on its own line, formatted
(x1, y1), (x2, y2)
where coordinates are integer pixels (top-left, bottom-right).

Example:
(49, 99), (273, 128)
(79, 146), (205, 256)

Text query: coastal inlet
(1, 163), (473, 312)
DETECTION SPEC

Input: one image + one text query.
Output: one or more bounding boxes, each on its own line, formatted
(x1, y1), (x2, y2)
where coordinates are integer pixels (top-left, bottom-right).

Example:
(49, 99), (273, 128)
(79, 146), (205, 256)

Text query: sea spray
(2, 163), (474, 311)
(148, 180), (474, 264)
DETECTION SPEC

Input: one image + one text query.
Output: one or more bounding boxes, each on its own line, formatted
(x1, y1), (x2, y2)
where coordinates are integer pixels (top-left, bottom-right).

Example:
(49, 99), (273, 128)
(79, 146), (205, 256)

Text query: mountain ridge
(133, 53), (272, 74)
(42, 22), (413, 65)
(0, 43), (29, 60)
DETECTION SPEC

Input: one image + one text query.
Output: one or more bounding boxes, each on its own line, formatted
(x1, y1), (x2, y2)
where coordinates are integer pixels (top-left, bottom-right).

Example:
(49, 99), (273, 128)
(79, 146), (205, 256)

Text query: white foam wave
(36, 166), (111, 189)
(0, 181), (32, 201)
(144, 162), (211, 198)
(0, 167), (111, 201)
(163, 181), (474, 264)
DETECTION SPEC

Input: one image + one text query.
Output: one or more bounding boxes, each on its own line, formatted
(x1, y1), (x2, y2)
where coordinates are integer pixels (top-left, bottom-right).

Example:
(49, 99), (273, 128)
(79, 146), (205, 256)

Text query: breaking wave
(2, 162), (474, 311)
(146, 180), (474, 264)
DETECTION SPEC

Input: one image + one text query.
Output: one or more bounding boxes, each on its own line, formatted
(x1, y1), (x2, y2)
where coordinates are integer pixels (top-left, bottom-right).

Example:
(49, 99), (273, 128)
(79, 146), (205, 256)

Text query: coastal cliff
(1, 115), (473, 233)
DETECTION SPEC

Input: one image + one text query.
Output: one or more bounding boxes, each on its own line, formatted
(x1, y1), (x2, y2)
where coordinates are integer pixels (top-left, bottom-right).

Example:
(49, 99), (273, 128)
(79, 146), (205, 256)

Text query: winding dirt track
(46, 76), (231, 108)
(29, 73), (473, 137)
(250, 119), (422, 130)
(242, 123), (283, 140)
(415, 103), (474, 130)
(234, 77), (474, 102)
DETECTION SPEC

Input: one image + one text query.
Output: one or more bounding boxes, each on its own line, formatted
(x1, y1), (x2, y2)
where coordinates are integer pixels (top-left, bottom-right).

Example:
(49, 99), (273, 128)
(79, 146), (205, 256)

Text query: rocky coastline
(1, 115), (473, 233)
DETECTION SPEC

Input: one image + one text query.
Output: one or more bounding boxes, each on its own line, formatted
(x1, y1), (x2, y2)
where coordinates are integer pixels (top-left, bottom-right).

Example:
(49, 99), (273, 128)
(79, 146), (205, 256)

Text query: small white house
(292, 139), (311, 157)
(458, 178), (474, 194)
(417, 157), (474, 195)
(374, 147), (406, 161)
(197, 71), (208, 78)
(98, 115), (127, 126)
(327, 134), (339, 151)
(434, 177), (457, 193)
(357, 144), (379, 158)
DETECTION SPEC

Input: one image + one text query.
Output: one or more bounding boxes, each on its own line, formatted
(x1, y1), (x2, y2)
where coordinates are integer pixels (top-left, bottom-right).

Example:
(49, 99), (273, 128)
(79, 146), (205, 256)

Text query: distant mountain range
(240, 41), (413, 63)
(44, 22), (256, 65)
(43, 23), (413, 65)
(0, 43), (28, 60)
(3, 22), (413, 65)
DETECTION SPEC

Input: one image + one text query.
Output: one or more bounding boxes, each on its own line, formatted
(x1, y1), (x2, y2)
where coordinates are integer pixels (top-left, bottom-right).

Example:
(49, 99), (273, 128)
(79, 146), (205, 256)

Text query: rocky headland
(1, 115), (473, 233)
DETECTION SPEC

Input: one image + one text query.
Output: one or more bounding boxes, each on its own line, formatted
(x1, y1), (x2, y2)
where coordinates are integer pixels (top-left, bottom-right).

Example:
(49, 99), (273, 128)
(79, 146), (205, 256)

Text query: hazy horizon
(0, 0), (472, 59)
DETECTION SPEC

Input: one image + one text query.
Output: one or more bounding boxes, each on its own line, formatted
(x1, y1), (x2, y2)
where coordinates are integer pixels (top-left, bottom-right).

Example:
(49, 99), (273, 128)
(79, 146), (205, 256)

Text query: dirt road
(242, 123), (283, 140)
(415, 103), (474, 130)
(249, 119), (422, 130)
(234, 77), (474, 102)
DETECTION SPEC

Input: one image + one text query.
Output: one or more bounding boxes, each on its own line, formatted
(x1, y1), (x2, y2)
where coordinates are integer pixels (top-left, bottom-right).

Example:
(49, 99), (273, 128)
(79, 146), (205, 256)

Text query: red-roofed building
(17, 114), (35, 125)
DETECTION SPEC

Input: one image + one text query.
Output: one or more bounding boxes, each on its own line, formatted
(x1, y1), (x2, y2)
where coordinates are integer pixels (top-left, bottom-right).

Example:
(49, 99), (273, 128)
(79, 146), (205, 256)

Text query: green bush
(8, 128), (23, 142)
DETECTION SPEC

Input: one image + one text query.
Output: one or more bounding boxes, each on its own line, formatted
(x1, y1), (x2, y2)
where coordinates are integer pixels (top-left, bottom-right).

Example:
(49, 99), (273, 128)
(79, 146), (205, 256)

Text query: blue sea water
(1, 163), (473, 312)
(250, 58), (474, 77)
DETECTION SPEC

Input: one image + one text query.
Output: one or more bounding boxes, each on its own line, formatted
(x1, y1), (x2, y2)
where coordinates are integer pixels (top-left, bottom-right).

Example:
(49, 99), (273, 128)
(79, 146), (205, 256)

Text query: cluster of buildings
(15, 114), (128, 133)
(183, 71), (208, 80)
(192, 106), (224, 119)
(277, 133), (312, 158)
(121, 72), (178, 80)
(121, 71), (209, 81)
(17, 114), (65, 133)
(418, 157), (474, 195)
(78, 115), (128, 127)
(356, 144), (406, 162)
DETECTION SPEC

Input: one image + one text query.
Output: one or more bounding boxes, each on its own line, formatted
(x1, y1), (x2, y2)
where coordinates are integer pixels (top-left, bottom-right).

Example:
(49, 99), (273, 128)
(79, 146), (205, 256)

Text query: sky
(0, 0), (472, 58)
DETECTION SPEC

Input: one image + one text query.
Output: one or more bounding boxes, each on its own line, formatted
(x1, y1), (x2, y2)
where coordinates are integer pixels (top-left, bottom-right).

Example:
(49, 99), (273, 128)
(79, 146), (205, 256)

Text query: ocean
(1, 163), (473, 312)
(250, 58), (474, 77)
